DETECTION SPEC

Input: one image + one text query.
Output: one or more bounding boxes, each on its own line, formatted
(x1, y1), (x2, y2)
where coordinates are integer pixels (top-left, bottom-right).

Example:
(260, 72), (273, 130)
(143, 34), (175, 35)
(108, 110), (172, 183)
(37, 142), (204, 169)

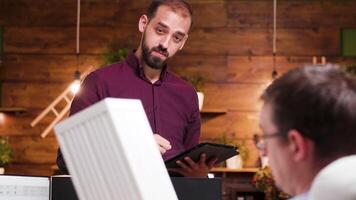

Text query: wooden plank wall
(1, 0), (356, 176)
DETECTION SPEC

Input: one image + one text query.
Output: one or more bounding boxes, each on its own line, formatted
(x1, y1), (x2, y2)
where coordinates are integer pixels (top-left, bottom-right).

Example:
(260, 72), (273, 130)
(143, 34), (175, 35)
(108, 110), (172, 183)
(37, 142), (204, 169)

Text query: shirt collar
(126, 50), (168, 84)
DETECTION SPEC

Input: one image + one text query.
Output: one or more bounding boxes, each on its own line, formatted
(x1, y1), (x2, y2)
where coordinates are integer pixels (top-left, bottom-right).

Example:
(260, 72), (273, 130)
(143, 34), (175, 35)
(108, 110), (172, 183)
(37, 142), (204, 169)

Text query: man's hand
(168, 153), (218, 177)
(154, 134), (171, 155)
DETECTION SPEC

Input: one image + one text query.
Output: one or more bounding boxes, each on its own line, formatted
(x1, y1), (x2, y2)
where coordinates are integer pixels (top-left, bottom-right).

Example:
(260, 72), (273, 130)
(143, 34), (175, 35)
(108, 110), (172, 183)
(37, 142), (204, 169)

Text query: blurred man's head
(259, 65), (356, 195)
(137, 0), (193, 69)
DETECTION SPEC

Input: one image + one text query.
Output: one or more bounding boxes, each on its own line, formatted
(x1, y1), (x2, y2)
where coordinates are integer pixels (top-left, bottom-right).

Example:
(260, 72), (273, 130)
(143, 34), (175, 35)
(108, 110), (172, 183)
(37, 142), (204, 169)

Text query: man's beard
(141, 35), (169, 70)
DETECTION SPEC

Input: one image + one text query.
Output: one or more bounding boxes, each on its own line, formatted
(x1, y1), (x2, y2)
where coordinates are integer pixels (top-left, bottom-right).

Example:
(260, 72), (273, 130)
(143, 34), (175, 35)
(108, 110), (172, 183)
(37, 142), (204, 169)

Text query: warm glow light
(70, 80), (81, 94)
(264, 79), (274, 90)
(0, 113), (5, 124)
(207, 173), (215, 178)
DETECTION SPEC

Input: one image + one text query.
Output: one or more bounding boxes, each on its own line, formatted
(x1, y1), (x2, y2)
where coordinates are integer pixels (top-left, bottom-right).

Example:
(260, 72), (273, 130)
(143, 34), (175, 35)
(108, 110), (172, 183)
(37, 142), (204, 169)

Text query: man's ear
(178, 35), (189, 50)
(138, 15), (149, 33)
(287, 130), (312, 162)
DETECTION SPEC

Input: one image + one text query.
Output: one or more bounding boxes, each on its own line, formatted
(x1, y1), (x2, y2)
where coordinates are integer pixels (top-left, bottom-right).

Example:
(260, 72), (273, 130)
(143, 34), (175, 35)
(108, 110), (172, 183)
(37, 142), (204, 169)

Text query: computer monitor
(0, 175), (49, 200)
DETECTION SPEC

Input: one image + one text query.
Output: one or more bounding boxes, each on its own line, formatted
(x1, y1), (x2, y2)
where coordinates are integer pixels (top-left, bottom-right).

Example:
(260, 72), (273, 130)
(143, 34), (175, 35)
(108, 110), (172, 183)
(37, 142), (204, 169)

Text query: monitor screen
(0, 175), (49, 200)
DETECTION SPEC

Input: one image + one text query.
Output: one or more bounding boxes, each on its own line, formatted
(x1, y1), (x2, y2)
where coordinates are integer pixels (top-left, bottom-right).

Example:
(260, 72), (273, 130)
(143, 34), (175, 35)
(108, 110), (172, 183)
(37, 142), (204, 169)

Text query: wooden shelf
(210, 167), (259, 173)
(0, 107), (27, 114)
(200, 109), (227, 114)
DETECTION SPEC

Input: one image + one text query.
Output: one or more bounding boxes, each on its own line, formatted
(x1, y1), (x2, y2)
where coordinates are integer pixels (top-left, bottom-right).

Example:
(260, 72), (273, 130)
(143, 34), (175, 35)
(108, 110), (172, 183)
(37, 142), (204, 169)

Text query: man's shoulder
(91, 61), (131, 80)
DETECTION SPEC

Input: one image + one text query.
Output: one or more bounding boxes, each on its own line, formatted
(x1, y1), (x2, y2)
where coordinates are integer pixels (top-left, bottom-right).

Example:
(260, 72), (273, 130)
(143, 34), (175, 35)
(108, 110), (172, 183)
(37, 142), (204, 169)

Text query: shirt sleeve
(183, 91), (201, 150)
(56, 72), (103, 174)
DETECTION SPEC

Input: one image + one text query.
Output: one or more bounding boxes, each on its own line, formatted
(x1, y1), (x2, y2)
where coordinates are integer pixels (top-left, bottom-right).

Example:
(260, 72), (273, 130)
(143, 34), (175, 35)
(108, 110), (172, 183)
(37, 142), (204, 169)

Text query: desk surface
(210, 167), (259, 173)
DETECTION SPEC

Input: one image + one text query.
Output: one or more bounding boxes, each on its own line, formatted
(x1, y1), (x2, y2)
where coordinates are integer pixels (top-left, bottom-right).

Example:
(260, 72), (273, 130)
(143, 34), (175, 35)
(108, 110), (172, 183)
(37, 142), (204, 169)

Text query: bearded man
(57, 0), (216, 178)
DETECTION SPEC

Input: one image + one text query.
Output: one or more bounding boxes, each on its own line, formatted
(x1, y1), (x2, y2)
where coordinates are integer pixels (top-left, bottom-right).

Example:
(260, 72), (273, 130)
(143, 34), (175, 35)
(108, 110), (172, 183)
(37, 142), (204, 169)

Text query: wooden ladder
(31, 67), (93, 138)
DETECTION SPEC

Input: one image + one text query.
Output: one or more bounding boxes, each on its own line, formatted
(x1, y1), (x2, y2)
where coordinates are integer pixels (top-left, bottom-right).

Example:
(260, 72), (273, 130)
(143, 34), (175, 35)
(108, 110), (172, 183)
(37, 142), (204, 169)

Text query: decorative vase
(226, 155), (243, 169)
(261, 156), (269, 168)
(197, 92), (204, 111)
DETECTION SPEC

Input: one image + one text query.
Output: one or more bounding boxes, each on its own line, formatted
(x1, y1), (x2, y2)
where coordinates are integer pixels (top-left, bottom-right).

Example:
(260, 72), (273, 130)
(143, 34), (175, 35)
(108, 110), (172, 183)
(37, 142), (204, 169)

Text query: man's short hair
(261, 65), (356, 159)
(147, 0), (193, 27)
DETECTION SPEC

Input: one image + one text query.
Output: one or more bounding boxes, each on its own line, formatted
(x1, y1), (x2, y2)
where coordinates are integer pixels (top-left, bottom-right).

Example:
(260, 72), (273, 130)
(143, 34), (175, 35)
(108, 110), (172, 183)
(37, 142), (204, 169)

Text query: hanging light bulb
(272, 53), (278, 79)
(71, 0), (81, 95)
(70, 70), (81, 94)
(0, 113), (5, 125)
(272, 68), (278, 79)
(271, 0), (278, 80)
(263, 0), (278, 87)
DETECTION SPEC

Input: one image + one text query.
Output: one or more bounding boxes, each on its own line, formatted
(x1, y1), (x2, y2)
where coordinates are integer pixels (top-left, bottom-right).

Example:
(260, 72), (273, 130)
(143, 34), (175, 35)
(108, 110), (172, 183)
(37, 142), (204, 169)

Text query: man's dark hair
(261, 65), (356, 159)
(147, 0), (193, 27)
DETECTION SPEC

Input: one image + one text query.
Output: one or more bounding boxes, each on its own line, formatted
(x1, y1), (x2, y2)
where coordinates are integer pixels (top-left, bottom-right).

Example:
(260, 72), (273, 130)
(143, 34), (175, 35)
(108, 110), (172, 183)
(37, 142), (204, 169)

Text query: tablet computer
(165, 142), (238, 168)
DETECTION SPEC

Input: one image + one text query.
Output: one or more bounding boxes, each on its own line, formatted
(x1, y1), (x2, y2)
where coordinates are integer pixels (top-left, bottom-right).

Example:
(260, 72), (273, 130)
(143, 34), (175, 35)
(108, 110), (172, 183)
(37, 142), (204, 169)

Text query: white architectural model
(54, 98), (178, 200)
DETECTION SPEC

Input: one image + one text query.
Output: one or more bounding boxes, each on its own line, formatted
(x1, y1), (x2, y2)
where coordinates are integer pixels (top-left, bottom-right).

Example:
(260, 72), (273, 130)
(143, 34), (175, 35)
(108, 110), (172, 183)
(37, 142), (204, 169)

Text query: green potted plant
(102, 47), (129, 66)
(0, 136), (12, 174)
(219, 133), (249, 169)
(341, 64), (356, 75)
(236, 139), (249, 167)
(181, 75), (205, 110)
(251, 166), (291, 200)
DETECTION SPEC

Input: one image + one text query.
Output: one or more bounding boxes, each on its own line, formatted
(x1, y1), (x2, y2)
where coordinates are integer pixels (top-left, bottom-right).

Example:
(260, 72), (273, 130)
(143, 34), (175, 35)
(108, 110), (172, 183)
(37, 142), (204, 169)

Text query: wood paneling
(170, 54), (227, 82)
(4, 27), (77, 54)
(4, 26), (340, 56)
(9, 135), (58, 164)
(201, 111), (260, 139)
(227, 56), (303, 83)
(0, 111), (58, 136)
(3, 26), (139, 54)
(0, 1), (227, 28)
(186, 27), (339, 56)
(2, 82), (68, 109)
(227, 1), (356, 28)
(5, 163), (55, 176)
(203, 83), (265, 111)
(4, 1), (356, 29)
(0, 54), (102, 82)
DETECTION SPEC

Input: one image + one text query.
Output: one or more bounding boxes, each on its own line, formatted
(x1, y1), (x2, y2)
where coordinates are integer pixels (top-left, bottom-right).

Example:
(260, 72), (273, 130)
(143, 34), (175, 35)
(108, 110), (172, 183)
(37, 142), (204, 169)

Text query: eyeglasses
(254, 132), (284, 154)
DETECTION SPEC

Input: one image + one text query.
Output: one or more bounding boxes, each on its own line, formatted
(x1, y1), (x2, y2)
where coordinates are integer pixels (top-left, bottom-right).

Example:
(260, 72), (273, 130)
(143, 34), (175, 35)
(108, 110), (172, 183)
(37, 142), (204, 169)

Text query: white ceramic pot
(226, 155), (243, 169)
(261, 156), (269, 168)
(197, 92), (204, 111)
